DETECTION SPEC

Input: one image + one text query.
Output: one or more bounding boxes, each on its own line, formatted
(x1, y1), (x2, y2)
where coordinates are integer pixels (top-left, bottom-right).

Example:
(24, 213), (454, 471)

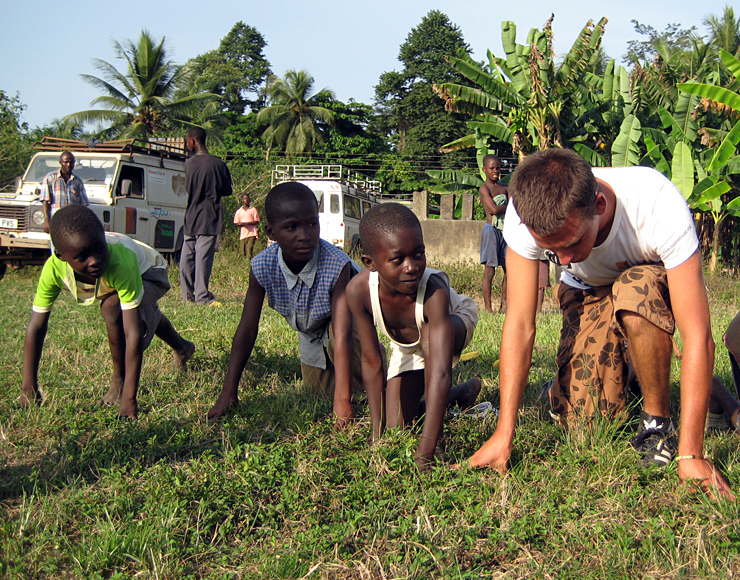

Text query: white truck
(271, 164), (381, 253)
(0, 137), (189, 278)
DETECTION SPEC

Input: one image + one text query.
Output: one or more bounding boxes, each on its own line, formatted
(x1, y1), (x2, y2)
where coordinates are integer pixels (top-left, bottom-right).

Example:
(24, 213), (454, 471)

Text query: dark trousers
(179, 234), (218, 304)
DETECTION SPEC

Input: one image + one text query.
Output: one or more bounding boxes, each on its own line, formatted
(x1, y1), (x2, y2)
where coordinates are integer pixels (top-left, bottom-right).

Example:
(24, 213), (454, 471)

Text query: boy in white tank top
(346, 203), (480, 470)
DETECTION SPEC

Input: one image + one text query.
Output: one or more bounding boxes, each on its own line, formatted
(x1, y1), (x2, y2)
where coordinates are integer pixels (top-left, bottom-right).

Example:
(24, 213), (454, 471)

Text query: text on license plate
(0, 218), (18, 229)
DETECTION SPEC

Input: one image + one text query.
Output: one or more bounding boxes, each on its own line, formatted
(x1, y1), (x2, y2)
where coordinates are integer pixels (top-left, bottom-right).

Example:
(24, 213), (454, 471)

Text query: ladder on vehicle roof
(271, 164), (382, 193)
(32, 137), (189, 160)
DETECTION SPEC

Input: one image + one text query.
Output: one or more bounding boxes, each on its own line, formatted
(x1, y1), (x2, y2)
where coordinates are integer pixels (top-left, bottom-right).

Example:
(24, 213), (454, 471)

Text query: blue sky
(1, 0), (730, 128)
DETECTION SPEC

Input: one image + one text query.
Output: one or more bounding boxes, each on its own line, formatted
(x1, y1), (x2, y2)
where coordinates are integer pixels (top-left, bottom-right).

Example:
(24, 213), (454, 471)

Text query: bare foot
(208, 392), (238, 421)
(174, 340), (196, 371)
(118, 398), (138, 419)
(484, 307), (494, 314)
(100, 377), (124, 405)
(451, 377), (482, 410)
(20, 387), (42, 407)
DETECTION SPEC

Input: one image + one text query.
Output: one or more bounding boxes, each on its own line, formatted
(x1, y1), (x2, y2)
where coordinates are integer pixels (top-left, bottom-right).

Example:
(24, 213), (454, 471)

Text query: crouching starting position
(20, 205), (195, 418)
(347, 203), (480, 470)
(468, 148), (732, 499)
(209, 182), (364, 427)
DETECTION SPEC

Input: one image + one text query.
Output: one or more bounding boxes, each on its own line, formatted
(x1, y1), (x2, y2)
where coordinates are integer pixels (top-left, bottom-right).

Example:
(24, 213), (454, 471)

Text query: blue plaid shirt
(251, 239), (355, 369)
(39, 170), (89, 214)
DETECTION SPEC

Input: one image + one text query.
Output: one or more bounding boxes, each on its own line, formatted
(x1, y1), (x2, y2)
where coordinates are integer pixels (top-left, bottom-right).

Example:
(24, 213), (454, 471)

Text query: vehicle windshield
(24, 155), (117, 184)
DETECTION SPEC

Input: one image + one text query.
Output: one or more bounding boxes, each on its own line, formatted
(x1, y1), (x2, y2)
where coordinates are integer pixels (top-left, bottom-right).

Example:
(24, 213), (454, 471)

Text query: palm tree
(704, 6), (740, 57)
(256, 70), (335, 159)
(65, 30), (216, 140)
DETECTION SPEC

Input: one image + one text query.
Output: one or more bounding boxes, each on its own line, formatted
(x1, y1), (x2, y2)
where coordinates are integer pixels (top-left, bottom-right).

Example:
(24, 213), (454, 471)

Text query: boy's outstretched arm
(417, 279), (455, 466)
(119, 307), (143, 418)
(329, 262), (355, 429)
(469, 249), (539, 471)
(21, 311), (51, 406)
(208, 269), (265, 420)
(346, 273), (386, 440)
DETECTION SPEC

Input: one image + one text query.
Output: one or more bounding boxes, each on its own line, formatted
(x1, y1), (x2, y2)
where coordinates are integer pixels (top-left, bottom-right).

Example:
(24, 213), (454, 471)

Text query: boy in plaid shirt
(208, 182), (363, 427)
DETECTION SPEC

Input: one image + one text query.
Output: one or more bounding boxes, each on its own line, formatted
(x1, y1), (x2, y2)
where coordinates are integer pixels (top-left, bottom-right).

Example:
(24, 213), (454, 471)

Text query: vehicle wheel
(169, 227), (184, 265)
(0, 263), (6, 281)
(349, 235), (362, 255)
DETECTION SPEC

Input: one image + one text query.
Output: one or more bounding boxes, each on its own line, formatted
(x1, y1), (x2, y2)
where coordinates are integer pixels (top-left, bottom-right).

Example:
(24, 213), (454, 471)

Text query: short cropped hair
(50, 205), (104, 253)
(186, 127), (207, 144)
(510, 148), (597, 236)
(264, 182), (318, 224)
(482, 154), (499, 165)
(360, 203), (421, 257)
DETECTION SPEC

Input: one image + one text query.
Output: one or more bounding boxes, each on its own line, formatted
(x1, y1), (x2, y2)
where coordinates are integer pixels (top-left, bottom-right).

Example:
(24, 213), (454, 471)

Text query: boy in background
(479, 155), (508, 314)
(234, 193), (260, 260)
(346, 203), (480, 470)
(208, 182), (362, 427)
(20, 205), (194, 418)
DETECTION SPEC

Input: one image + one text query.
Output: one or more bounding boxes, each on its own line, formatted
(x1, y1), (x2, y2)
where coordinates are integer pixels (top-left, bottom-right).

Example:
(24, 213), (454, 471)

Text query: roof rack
(32, 137), (189, 160)
(271, 164), (382, 193)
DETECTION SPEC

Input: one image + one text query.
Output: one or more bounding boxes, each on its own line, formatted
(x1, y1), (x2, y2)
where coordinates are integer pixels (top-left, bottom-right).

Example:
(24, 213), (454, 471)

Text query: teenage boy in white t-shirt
(468, 148), (732, 500)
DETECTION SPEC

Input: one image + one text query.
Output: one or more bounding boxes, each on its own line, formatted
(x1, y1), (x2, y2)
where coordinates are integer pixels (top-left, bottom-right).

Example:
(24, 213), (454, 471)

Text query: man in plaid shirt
(40, 151), (89, 234)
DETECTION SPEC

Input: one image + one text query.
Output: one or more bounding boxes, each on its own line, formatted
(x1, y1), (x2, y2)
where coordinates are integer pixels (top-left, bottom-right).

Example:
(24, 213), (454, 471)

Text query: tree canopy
(184, 22), (272, 115)
(374, 10), (473, 156)
(0, 91), (31, 189)
(66, 30), (217, 140)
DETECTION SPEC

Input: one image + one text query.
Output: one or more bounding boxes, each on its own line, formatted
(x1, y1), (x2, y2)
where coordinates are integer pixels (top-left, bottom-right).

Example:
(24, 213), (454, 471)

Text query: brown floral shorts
(549, 265), (674, 421)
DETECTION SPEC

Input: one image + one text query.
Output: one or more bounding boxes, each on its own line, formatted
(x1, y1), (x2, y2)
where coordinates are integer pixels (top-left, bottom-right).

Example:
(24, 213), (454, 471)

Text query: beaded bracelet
(675, 455), (704, 461)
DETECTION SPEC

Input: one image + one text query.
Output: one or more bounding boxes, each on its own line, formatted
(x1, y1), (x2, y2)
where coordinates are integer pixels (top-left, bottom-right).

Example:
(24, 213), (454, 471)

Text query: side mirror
(14, 176), (22, 190)
(120, 179), (132, 196)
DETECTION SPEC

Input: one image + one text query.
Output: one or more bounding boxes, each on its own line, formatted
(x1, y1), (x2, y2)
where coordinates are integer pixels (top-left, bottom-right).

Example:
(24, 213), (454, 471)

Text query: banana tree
(676, 49), (740, 269)
(433, 16), (607, 160)
(572, 60), (637, 166)
(426, 129), (490, 219)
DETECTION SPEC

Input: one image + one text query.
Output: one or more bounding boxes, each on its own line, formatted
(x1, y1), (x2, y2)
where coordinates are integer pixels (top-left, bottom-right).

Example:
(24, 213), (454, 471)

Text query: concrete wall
(412, 191), (483, 265)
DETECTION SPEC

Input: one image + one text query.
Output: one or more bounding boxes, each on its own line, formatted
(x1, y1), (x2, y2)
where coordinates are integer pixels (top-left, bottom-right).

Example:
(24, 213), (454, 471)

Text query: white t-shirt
(503, 166), (698, 289)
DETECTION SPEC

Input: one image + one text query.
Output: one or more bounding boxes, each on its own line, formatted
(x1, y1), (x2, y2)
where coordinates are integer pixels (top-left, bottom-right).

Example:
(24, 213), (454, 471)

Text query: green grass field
(1, 251), (740, 579)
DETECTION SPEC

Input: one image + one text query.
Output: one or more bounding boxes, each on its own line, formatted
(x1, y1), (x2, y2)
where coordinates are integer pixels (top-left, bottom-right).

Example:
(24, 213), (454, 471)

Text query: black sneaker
(538, 379), (560, 423)
(631, 411), (677, 466)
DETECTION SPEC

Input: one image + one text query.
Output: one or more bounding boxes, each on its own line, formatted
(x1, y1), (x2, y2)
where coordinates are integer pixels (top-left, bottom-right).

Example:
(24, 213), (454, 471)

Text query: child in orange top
(234, 193), (260, 259)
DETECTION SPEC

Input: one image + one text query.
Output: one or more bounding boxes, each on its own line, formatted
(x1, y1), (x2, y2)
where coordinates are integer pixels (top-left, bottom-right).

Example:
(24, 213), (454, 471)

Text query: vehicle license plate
(0, 218), (18, 229)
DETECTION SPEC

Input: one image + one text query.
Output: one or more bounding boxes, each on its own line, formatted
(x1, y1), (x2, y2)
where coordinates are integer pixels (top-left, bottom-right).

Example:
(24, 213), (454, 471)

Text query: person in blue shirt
(209, 182), (364, 427)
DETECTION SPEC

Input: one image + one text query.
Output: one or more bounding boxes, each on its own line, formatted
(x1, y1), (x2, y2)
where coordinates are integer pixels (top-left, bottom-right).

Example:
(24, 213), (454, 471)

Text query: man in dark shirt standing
(180, 127), (233, 305)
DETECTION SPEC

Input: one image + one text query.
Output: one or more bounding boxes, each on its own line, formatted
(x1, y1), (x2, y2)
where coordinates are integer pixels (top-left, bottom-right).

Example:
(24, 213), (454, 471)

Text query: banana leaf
(677, 81), (740, 113)
(612, 115), (642, 167)
(708, 119), (740, 171)
(573, 143), (606, 167)
(642, 135), (670, 175)
(468, 121), (514, 144)
(439, 133), (476, 153)
(426, 169), (483, 188)
(670, 141), (694, 199)
(719, 49), (740, 84)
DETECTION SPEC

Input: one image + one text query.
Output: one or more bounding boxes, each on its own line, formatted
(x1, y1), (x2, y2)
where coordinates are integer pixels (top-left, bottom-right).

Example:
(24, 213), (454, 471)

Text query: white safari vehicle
(271, 164), (381, 253)
(0, 137), (189, 278)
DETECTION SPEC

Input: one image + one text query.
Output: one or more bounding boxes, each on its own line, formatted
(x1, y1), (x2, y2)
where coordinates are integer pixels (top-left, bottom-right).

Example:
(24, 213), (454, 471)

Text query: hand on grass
(207, 392), (238, 421)
(678, 457), (735, 501)
(333, 399), (355, 430)
(467, 429), (512, 474)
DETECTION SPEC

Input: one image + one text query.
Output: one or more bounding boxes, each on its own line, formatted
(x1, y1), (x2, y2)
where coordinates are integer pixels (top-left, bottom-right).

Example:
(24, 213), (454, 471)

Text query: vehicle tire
(169, 227), (184, 265)
(349, 235), (362, 255)
(0, 262), (6, 281)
